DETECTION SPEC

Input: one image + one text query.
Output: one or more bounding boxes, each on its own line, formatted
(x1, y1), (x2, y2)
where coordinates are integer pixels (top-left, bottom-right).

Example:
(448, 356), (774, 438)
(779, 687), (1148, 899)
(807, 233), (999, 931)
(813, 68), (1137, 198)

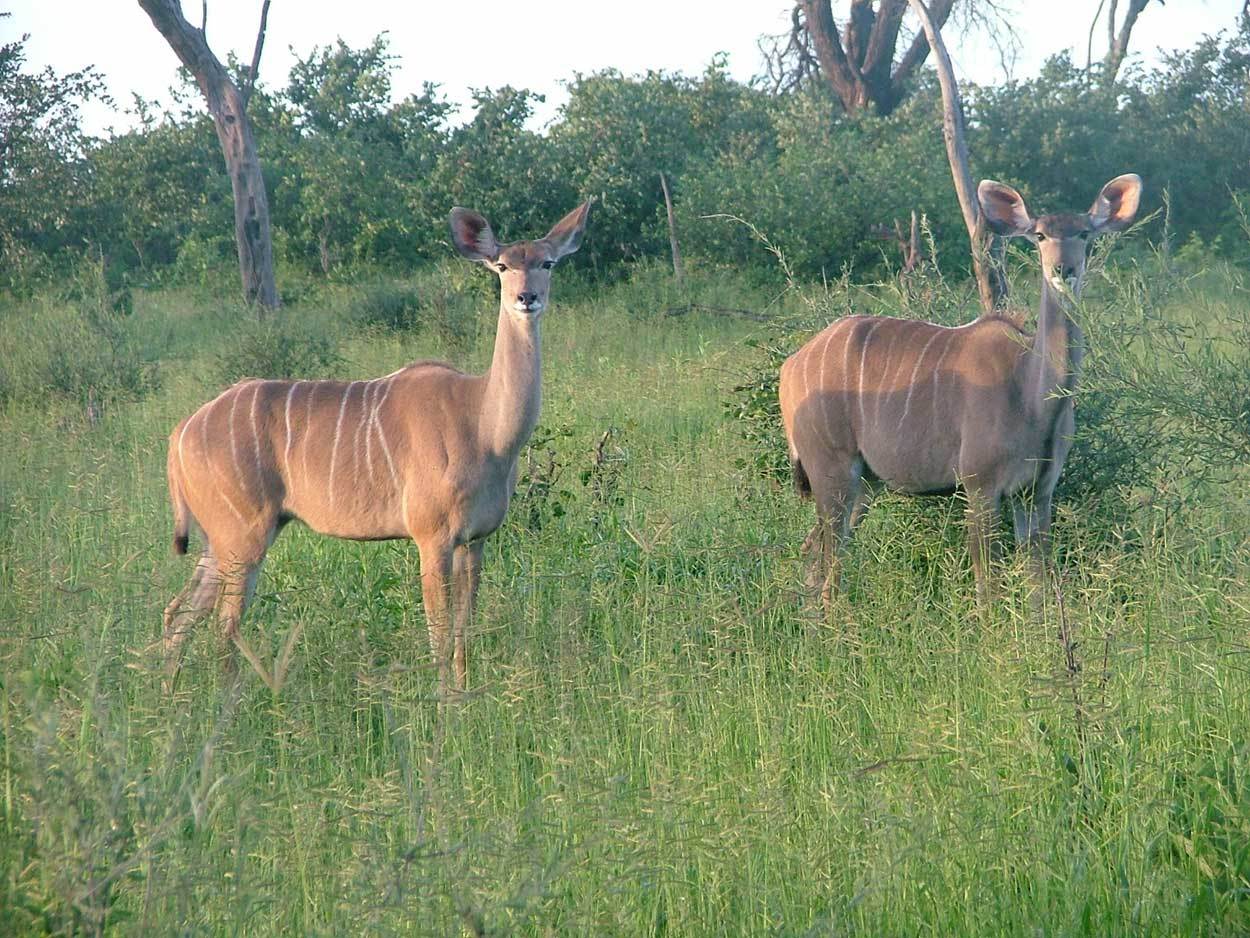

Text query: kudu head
(978, 174), (1142, 297)
(450, 201), (593, 319)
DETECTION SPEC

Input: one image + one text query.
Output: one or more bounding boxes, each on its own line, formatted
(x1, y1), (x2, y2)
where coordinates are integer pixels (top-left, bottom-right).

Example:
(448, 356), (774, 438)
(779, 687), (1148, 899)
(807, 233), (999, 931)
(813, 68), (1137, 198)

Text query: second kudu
(780, 174), (1141, 604)
(163, 201), (592, 692)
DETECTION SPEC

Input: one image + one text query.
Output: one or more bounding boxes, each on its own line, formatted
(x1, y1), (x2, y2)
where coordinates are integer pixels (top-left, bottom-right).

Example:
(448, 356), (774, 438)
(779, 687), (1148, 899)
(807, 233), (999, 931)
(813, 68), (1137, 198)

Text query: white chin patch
(512, 301), (544, 315)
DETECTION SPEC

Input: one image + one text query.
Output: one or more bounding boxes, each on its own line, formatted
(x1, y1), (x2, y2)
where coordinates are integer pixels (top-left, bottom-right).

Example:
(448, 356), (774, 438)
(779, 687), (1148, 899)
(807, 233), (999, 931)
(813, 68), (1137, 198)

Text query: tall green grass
(1, 260), (1249, 935)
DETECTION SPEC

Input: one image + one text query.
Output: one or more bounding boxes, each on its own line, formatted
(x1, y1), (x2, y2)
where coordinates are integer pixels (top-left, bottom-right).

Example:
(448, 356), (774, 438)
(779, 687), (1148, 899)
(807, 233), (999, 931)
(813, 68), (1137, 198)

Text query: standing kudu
(163, 201), (592, 693)
(779, 175), (1141, 605)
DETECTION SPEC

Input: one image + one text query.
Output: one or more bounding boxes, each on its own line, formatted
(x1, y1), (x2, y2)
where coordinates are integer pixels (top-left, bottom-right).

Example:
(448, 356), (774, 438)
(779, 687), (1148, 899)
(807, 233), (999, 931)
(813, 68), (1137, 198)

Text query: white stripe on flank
(302, 381), (317, 491)
(817, 321), (844, 451)
(283, 382), (300, 478)
(195, 392), (246, 523)
(370, 378), (400, 492)
(362, 380), (377, 482)
(801, 332), (815, 400)
(177, 412), (193, 479)
(219, 488), (246, 522)
(930, 332), (956, 401)
(898, 329), (944, 430)
(353, 381), (372, 484)
(857, 320), (884, 429)
(875, 331), (899, 427)
(228, 385), (244, 481)
(249, 381), (263, 481)
(327, 382), (359, 509)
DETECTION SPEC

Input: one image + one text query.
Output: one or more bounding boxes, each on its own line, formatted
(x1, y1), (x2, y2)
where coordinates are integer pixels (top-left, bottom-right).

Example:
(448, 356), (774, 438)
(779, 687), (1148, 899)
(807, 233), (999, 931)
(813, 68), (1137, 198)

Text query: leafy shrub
(347, 281), (425, 331)
(0, 275), (159, 408)
(213, 317), (342, 384)
(1163, 742), (1250, 918)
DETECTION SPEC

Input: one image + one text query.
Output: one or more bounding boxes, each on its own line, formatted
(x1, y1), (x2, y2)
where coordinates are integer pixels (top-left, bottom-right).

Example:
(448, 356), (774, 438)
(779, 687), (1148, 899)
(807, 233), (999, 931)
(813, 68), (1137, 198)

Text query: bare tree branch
(1087, 0), (1109, 71)
(1104, 0), (1160, 84)
(242, 0), (270, 110)
(905, 0), (1004, 311)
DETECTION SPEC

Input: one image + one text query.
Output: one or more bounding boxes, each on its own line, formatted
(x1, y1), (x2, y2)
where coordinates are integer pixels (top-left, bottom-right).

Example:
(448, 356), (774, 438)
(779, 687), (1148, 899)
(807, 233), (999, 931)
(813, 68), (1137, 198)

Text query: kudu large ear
(543, 200), (593, 261)
(449, 208), (501, 262)
(977, 180), (1034, 237)
(1088, 173), (1142, 233)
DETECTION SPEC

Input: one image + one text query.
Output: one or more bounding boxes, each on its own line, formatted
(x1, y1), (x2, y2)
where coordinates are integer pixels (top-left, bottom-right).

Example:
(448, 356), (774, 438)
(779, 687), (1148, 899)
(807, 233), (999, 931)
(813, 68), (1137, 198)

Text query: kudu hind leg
(806, 458), (865, 608)
(214, 557), (264, 677)
(163, 551), (221, 682)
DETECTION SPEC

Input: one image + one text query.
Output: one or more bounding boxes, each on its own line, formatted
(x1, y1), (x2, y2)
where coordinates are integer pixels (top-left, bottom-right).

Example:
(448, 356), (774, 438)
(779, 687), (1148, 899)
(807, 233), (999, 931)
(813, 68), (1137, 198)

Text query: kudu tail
(791, 456), (812, 500)
(167, 438), (190, 555)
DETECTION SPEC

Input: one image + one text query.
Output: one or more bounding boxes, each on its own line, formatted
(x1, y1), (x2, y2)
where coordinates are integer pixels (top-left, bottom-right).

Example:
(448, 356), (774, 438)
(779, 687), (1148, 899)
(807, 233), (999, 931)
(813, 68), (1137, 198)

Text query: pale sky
(4, 1), (1241, 136)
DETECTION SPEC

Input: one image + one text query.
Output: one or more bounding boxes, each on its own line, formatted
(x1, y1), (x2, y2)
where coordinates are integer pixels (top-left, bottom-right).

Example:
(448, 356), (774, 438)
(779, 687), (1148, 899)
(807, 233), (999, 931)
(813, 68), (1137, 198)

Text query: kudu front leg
(418, 538), (456, 697)
(1012, 494), (1054, 611)
(451, 541), (484, 691)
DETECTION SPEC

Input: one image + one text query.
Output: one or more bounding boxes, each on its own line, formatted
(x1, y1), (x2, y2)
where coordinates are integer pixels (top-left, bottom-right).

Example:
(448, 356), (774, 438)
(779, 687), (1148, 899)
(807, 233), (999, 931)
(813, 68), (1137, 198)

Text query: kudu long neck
(1025, 271), (1082, 412)
(480, 300), (542, 459)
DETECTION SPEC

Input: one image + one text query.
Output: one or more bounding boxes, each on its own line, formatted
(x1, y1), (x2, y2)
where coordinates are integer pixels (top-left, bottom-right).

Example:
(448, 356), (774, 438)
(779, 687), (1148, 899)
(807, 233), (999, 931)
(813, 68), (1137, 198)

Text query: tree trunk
(905, 0), (1005, 313)
(137, 0), (280, 311)
(658, 172), (684, 286)
(800, 0), (955, 116)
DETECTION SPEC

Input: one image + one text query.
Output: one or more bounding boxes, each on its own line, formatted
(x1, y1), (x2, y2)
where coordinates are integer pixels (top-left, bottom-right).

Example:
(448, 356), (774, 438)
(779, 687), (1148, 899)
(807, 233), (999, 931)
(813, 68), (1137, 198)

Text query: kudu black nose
(518, 292), (538, 305)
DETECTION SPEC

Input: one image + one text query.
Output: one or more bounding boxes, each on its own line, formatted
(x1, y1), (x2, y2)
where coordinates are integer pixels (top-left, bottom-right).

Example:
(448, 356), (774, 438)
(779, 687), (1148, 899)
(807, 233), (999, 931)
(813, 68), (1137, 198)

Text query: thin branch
(1087, 0), (1109, 71)
(905, 0), (1003, 311)
(200, 0), (206, 35)
(242, 0), (271, 110)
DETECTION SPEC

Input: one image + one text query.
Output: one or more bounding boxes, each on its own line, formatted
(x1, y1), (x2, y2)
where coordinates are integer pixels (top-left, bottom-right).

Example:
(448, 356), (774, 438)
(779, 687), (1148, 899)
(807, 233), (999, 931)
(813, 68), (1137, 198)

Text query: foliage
(0, 21), (110, 290)
(1, 24), (1247, 293)
(213, 315), (342, 384)
(0, 253), (159, 407)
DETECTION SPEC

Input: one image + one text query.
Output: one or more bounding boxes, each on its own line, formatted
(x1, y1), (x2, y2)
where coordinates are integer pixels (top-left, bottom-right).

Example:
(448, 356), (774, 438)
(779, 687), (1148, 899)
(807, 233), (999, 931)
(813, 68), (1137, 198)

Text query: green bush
(0, 275), (159, 408)
(213, 317), (342, 384)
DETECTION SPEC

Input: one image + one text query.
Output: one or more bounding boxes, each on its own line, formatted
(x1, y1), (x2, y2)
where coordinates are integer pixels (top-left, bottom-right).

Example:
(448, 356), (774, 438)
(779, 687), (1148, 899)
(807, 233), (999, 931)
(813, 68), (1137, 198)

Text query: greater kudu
(779, 175), (1141, 604)
(163, 201), (592, 692)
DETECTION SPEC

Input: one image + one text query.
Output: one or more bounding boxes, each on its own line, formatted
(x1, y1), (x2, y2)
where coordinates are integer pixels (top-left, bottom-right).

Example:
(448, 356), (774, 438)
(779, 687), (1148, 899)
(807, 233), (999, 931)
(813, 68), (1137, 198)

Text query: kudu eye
(1035, 231), (1047, 242)
(495, 262), (508, 272)
(541, 260), (555, 270)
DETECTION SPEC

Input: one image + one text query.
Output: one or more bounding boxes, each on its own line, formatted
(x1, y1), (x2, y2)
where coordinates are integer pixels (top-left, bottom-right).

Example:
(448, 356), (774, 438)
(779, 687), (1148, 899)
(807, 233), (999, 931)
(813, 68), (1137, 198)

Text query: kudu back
(779, 174), (1141, 603)
(163, 201), (592, 692)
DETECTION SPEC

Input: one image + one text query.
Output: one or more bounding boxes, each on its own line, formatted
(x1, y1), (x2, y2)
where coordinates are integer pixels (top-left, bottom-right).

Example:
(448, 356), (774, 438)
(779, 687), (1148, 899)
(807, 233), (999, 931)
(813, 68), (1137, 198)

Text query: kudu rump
(780, 175), (1141, 603)
(164, 202), (592, 691)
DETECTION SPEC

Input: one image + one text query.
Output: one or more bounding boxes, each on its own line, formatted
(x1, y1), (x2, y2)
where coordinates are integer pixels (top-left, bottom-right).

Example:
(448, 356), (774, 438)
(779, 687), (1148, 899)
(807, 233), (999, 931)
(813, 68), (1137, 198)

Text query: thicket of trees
(1, 20), (1247, 298)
